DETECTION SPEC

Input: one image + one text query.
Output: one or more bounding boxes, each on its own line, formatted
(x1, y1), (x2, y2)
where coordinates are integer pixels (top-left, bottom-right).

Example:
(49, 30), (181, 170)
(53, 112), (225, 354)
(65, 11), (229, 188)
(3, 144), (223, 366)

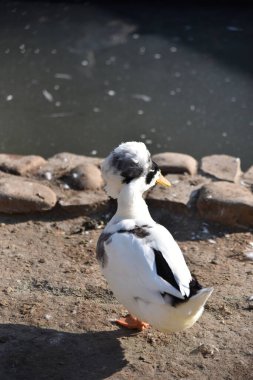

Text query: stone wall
(0, 152), (253, 228)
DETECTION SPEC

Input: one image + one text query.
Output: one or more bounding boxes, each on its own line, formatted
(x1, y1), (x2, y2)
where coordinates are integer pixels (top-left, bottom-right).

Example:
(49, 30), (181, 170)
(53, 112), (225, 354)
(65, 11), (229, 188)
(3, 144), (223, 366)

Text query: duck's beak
(156, 174), (171, 187)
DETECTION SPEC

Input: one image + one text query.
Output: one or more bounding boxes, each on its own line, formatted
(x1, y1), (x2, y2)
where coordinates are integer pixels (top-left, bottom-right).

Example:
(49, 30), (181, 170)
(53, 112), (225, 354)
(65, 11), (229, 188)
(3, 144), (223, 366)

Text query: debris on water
(170, 46), (177, 53)
(93, 107), (100, 113)
(55, 101), (61, 107)
(190, 105), (196, 111)
(145, 139), (152, 145)
(42, 89), (54, 102)
(107, 90), (116, 96)
(81, 59), (89, 66)
(54, 84), (60, 91)
(105, 56), (116, 65)
(170, 90), (176, 96)
(51, 49), (57, 54)
(132, 33), (140, 39)
(54, 73), (72, 80)
(34, 48), (40, 54)
(139, 46), (146, 55)
(6, 95), (13, 101)
(222, 132), (228, 138)
(47, 112), (73, 118)
(174, 72), (181, 78)
(140, 134), (146, 139)
(187, 120), (192, 126)
(91, 150), (97, 155)
(137, 110), (144, 115)
(231, 97), (237, 103)
(154, 53), (161, 59)
(226, 26), (243, 32)
(132, 94), (151, 102)
(150, 128), (156, 133)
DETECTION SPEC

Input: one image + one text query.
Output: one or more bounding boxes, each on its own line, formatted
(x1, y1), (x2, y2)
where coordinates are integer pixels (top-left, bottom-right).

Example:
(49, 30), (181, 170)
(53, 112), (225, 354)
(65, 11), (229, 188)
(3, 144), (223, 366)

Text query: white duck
(96, 142), (213, 332)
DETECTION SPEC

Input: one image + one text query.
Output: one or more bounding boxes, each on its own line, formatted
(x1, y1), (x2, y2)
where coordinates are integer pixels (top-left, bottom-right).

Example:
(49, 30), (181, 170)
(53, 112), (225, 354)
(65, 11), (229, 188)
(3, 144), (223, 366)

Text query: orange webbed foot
(116, 314), (150, 331)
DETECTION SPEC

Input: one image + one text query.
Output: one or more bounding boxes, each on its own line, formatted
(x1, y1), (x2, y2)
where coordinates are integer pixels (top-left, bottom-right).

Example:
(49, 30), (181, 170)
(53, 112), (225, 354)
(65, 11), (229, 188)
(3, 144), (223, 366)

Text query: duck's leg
(116, 314), (150, 331)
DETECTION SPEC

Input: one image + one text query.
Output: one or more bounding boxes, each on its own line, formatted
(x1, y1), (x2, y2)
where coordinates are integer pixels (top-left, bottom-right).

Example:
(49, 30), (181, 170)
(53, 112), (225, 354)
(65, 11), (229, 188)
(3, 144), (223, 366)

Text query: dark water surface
(0, 1), (252, 168)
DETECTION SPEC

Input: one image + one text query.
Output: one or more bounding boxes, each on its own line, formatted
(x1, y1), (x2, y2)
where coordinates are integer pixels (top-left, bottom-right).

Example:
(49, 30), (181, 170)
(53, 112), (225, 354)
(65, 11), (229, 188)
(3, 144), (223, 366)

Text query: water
(0, 1), (252, 169)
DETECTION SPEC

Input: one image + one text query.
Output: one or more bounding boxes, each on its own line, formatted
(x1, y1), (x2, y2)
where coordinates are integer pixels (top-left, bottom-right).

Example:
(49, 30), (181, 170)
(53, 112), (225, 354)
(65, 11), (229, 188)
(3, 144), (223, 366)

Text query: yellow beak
(156, 174), (171, 187)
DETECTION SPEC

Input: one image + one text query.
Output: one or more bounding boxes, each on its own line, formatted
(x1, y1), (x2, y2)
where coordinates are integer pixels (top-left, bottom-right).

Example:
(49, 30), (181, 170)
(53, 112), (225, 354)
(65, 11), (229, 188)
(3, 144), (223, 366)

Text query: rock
(242, 166), (253, 188)
(200, 154), (241, 183)
(61, 163), (104, 191)
(190, 343), (219, 358)
(197, 181), (253, 227)
(244, 252), (253, 261)
(37, 152), (102, 180)
(147, 174), (209, 214)
(58, 190), (110, 214)
(0, 154), (46, 176)
(152, 152), (198, 176)
(0, 174), (57, 214)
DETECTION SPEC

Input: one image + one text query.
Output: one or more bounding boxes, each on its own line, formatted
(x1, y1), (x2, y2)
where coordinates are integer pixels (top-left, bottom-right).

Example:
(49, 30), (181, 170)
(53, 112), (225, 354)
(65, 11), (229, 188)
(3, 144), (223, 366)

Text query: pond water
(0, 1), (252, 169)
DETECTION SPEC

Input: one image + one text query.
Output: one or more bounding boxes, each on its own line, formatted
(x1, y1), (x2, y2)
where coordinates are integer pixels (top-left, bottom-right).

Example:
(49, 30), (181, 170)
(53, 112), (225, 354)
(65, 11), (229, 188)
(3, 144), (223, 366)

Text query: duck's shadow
(0, 324), (128, 380)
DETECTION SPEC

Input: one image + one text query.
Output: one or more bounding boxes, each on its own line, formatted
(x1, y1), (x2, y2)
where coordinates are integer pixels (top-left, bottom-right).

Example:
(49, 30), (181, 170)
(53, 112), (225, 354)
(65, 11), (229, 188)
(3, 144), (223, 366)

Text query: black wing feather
(153, 249), (180, 292)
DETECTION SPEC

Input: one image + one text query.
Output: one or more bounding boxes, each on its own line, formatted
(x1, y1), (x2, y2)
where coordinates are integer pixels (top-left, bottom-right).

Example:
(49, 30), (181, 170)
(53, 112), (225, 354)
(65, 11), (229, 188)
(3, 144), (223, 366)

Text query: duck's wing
(98, 222), (192, 300)
(148, 224), (192, 298)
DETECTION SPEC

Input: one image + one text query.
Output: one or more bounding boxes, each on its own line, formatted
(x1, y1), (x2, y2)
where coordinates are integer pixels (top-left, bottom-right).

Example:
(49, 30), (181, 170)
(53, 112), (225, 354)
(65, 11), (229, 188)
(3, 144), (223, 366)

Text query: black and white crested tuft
(101, 141), (154, 198)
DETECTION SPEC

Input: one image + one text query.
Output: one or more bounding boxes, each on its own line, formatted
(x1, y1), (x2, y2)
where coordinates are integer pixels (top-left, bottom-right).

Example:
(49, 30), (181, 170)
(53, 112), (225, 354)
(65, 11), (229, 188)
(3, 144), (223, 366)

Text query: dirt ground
(0, 207), (252, 380)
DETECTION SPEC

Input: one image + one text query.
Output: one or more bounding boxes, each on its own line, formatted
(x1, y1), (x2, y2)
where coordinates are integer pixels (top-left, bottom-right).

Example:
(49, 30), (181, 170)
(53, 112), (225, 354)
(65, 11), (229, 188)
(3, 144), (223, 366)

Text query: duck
(96, 141), (213, 332)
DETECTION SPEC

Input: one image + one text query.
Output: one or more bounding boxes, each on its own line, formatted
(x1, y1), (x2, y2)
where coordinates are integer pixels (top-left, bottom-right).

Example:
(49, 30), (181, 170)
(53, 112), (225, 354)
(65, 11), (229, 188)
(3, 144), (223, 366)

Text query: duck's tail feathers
(178, 288), (213, 315)
(185, 287), (213, 314)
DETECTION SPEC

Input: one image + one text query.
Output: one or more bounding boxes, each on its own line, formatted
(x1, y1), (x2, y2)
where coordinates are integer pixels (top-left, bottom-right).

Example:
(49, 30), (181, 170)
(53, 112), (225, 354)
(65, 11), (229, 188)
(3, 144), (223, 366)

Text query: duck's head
(101, 141), (171, 199)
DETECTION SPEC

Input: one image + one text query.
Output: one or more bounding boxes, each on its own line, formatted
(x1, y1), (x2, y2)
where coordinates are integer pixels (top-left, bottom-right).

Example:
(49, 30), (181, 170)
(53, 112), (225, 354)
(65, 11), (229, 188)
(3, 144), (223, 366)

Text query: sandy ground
(0, 208), (252, 380)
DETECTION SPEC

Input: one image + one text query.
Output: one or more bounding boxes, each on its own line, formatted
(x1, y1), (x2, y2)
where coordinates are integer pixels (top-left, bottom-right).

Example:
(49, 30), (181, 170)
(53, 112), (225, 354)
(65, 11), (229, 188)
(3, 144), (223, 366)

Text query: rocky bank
(0, 151), (253, 228)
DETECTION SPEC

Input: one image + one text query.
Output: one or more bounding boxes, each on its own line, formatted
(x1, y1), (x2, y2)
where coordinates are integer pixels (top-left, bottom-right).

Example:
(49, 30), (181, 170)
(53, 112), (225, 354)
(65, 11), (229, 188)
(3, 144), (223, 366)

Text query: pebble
(0, 154), (46, 175)
(200, 154), (241, 183)
(61, 163), (104, 191)
(197, 182), (253, 227)
(147, 174), (209, 214)
(0, 174), (57, 214)
(242, 166), (253, 187)
(152, 152), (198, 176)
(37, 152), (102, 179)
(190, 343), (219, 357)
(244, 252), (253, 261)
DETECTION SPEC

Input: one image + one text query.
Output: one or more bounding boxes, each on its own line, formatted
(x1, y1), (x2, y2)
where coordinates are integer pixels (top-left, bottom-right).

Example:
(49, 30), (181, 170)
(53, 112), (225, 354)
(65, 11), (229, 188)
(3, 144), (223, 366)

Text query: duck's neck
(112, 182), (153, 223)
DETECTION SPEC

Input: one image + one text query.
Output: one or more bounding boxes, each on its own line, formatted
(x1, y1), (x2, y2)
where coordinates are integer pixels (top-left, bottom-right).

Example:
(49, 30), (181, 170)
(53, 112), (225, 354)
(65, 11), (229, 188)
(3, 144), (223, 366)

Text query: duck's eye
(145, 161), (159, 184)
